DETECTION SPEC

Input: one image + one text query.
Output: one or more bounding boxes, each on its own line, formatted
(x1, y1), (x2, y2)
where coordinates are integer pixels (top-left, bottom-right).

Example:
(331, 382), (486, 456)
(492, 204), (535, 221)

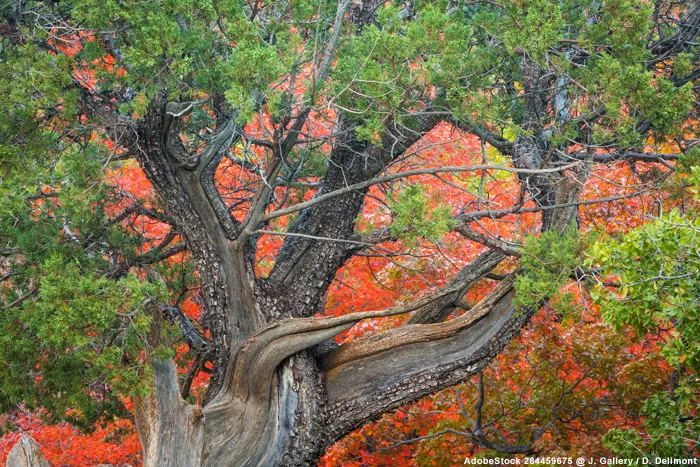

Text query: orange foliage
(0, 65), (677, 465)
(0, 411), (140, 466)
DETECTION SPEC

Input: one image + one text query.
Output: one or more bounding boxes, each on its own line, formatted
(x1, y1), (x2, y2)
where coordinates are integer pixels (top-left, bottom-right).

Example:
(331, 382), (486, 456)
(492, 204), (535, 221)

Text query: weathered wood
(323, 287), (522, 443)
(133, 360), (205, 467)
(6, 436), (50, 467)
(120, 91), (587, 465)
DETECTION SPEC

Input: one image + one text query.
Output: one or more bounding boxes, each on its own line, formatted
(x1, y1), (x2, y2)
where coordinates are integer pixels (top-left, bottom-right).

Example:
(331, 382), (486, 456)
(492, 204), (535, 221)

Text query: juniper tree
(1, 0), (698, 465)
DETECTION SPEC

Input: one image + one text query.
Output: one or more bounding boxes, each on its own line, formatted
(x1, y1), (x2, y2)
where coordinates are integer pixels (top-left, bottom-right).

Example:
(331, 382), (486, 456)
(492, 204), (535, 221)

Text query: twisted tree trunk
(5, 0), (699, 465)
(112, 93), (583, 466)
(9, 97), (585, 466)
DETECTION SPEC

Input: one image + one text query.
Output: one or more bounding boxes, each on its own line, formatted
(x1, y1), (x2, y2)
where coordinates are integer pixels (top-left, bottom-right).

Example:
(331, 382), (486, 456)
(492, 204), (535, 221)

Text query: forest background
(0, 0), (698, 465)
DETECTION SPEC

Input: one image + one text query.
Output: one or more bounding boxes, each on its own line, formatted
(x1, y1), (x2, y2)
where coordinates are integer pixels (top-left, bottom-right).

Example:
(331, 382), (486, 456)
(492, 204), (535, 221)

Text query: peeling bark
(134, 97), (259, 399)
(8, 0), (700, 465)
(38, 50), (593, 465)
(322, 283), (526, 443)
(133, 360), (205, 467)
(123, 94), (587, 465)
(323, 273), (517, 371)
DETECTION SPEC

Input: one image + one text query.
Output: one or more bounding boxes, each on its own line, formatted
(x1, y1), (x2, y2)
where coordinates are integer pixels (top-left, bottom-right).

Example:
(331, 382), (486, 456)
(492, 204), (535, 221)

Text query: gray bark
(97, 92), (585, 466)
(12, 104), (586, 467)
(6, 436), (50, 467)
(323, 287), (522, 442)
(8, 1), (700, 465)
(134, 360), (205, 467)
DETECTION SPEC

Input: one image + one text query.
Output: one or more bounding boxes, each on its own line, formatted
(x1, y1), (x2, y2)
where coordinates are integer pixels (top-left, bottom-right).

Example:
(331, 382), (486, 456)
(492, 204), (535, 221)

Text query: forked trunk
(131, 358), (325, 466)
(8, 95), (587, 467)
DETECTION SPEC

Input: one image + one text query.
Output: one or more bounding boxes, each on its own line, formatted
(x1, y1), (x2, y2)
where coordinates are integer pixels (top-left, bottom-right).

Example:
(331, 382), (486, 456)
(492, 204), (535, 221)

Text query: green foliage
(604, 388), (700, 459)
(0, 122), (174, 427)
(587, 198), (700, 457)
(0, 254), (162, 427)
(690, 166), (700, 201)
(0, 42), (77, 194)
(388, 185), (454, 246)
(582, 0), (653, 64)
(0, 0), (697, 453)
(587, 210), (700, 372)
(673, 52), (694, 78)
(500, 0), (566, 58)
(676, 147), (700, 175)
(514, 228), (581, 310)
(585, 55), (694, 144)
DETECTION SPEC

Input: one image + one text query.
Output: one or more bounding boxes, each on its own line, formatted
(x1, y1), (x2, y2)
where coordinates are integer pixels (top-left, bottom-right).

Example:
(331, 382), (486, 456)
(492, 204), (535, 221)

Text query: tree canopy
(0, 0), (698, 465)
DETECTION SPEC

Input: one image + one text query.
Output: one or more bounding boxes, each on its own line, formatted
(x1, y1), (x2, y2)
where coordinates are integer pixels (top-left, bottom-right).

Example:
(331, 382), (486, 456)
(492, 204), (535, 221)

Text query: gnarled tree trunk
(9, 49), (592, 467)
(108, 89), (586, 466)
(5, 0), (699, 465)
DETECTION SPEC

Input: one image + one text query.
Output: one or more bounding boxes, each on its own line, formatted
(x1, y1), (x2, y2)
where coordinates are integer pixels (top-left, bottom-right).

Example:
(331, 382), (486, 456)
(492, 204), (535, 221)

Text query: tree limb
(323, 283), (524, 443)
(451, 117), (514, 155)
(262, 162), (580, 223)
(320, 272), (516, 371)
(453, 224), (522, 257)
(407, 249), (507, 324)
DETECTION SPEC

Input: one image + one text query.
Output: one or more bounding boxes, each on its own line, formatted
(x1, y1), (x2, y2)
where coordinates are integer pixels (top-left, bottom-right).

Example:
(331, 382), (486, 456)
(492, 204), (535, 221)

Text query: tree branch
(198, 119), (242, 238)
(567, 150), (682, 164)
(263, 111), (444, 320)
(153, 300), (209, 353)
(455, 189), (651, 224)
(649, 4), (700, 64)
(451, 117), (514, 155)
(262, 162), (580, 223)
(407, 249), (506, 324)
(320, 272), (516, 371)
(453, 224), (522, 257)
(322, 282), (524, 444)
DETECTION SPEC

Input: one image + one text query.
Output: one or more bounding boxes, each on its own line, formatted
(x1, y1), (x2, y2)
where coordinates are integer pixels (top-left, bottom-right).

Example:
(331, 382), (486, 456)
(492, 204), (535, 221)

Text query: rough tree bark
(92, 91), (583, 467)
(2, 52), (626, 467)
(7, 2), (698, 466)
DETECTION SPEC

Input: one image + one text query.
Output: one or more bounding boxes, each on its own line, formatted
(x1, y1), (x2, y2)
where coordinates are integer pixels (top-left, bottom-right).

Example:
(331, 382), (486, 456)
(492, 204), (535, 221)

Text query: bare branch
(2, 287), (38, 311)
(649, 4), (700, 63)
(262, 162), (581, 223)
(451, 118), (514, 155)
(407, 249), (506, 324)
(456, 189), (652, 224)
(153, 300), (209, 353)
(453, 224), (522, 257)
(321, 273), (516, 372)
(568, 151), (683, 164)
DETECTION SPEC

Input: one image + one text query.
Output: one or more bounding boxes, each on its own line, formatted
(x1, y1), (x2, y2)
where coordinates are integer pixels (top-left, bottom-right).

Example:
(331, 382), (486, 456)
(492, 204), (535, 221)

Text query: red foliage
(0, 65), (676, 464)
(0, 411), (140, 466)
